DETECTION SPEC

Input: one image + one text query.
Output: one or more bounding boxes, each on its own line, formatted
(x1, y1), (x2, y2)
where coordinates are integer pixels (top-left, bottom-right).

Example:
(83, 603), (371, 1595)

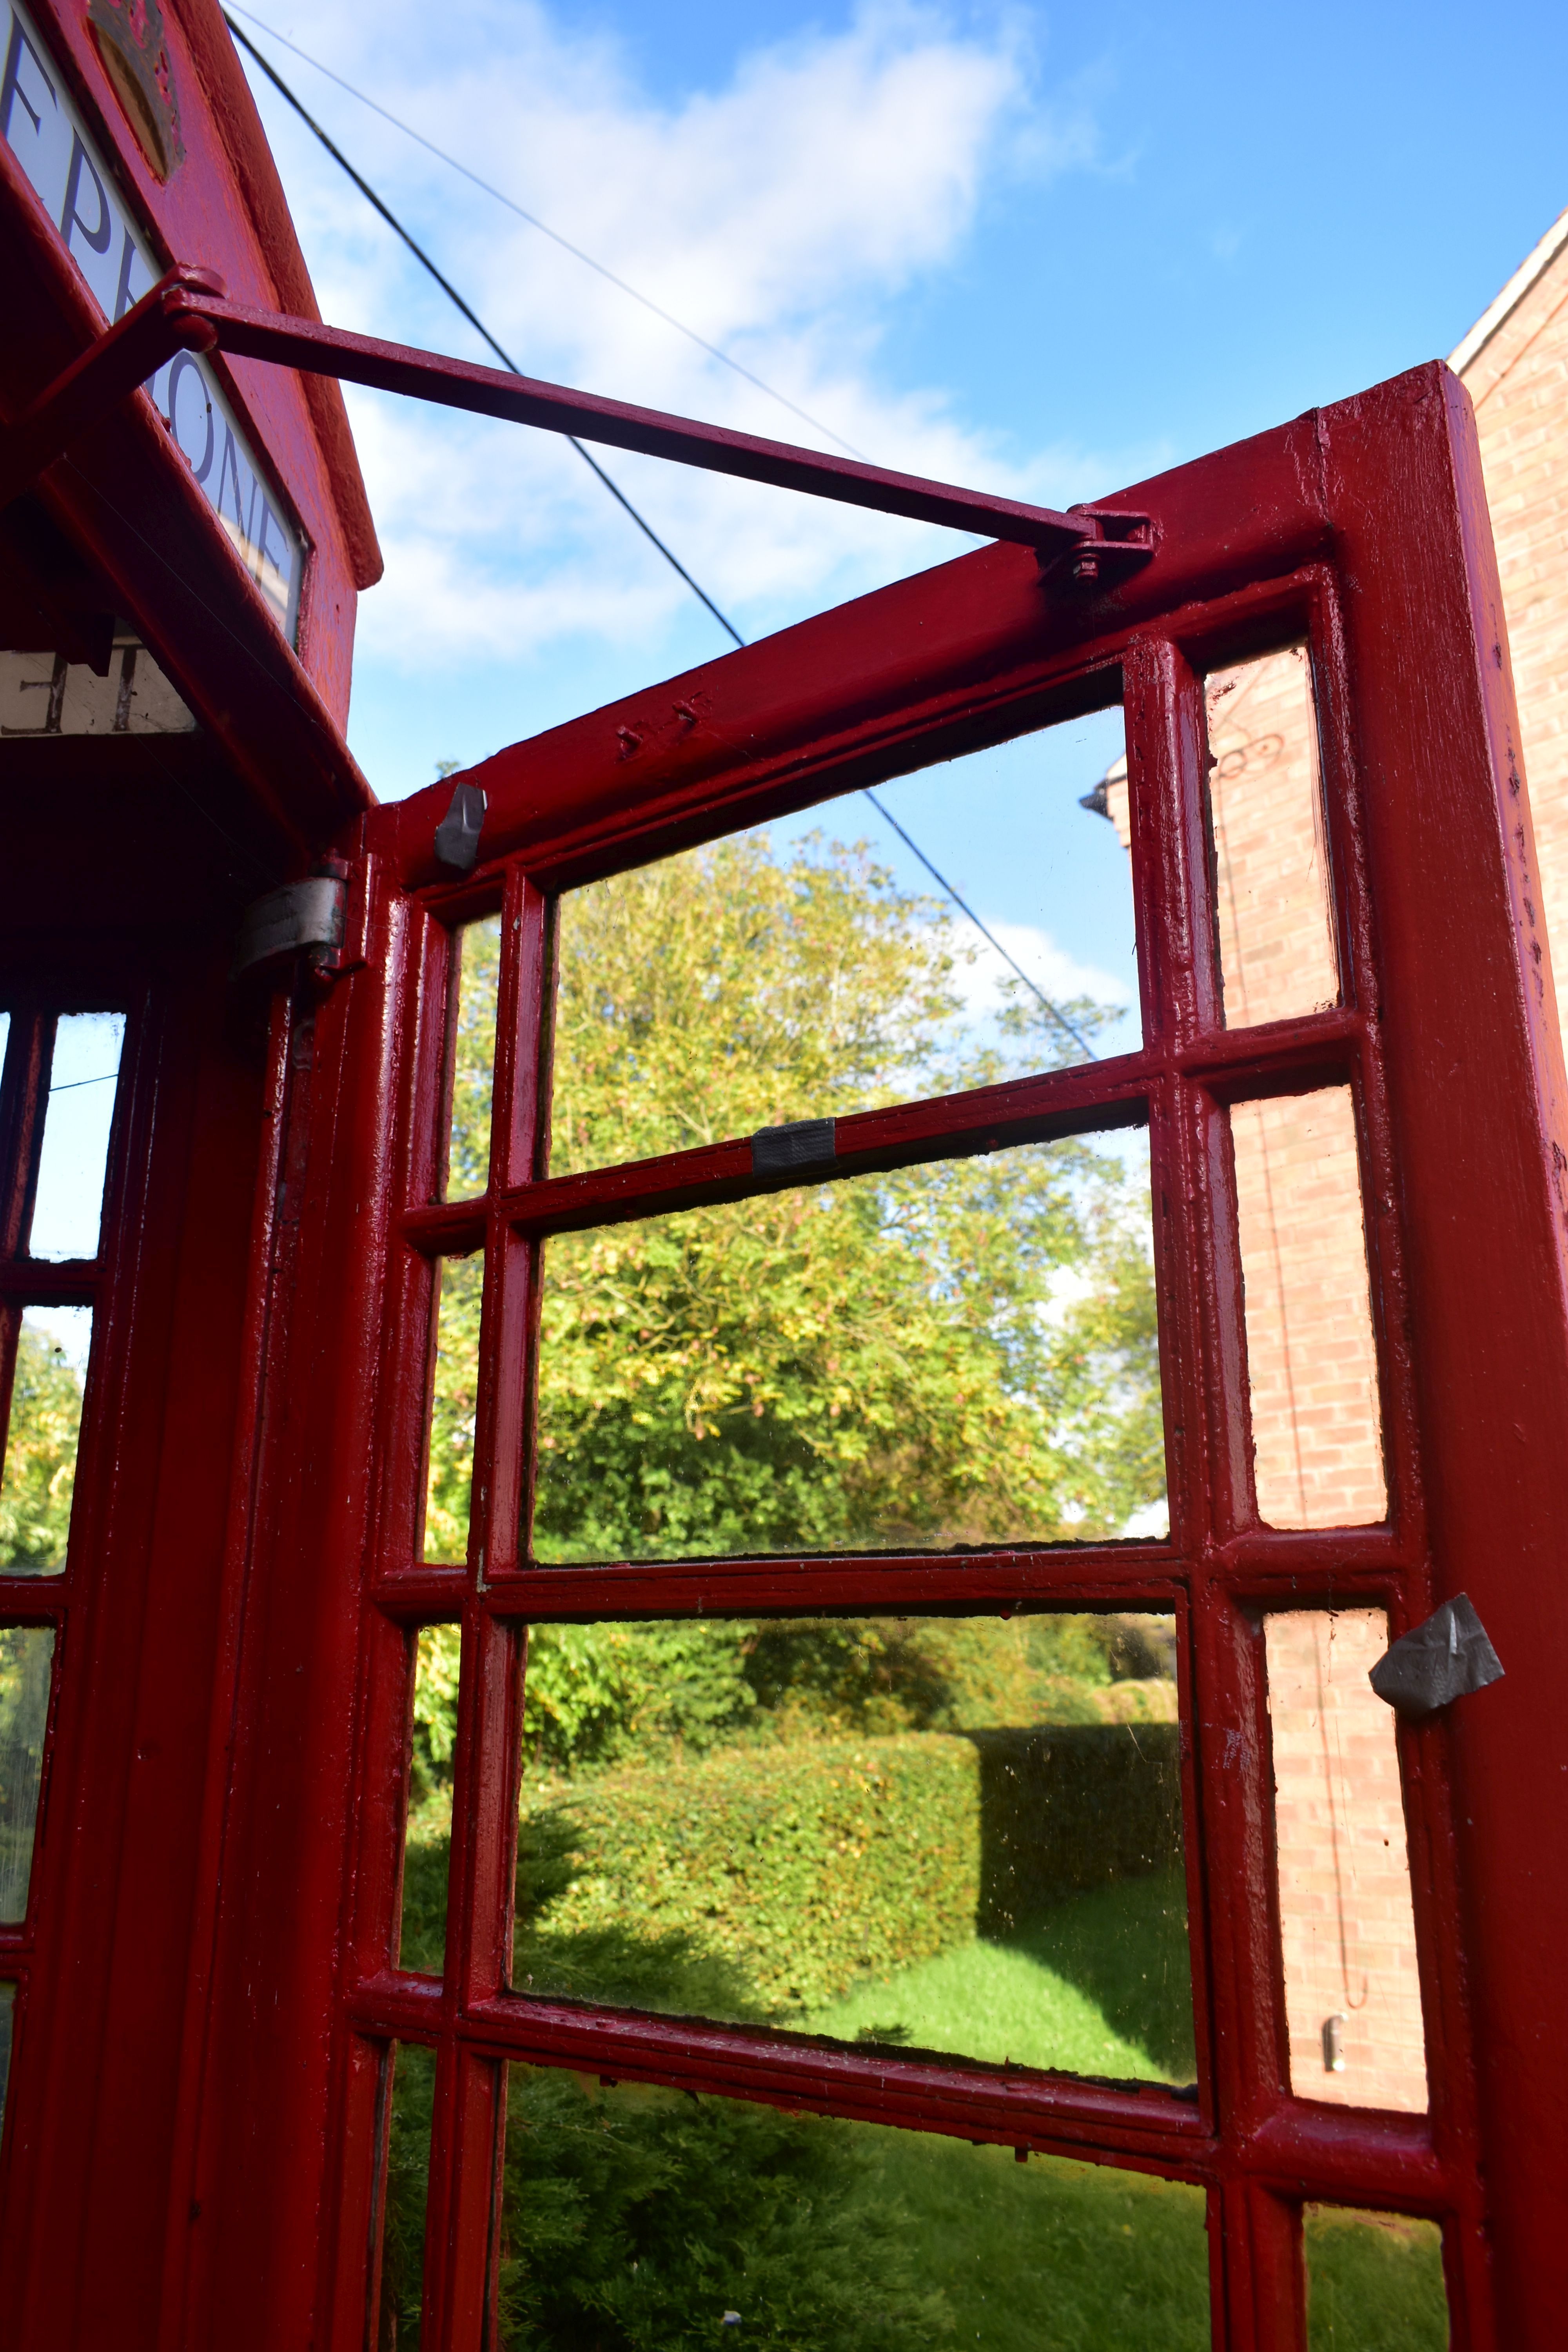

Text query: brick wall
(1089, 227), (1568, 2116)
(1458, 213), (1568, 1041)
(1205, 645), (1337, 1029)
(1231, 1091), (1385, 1530)
(1109, 652), (1385, 1535)
(1264, 1611), (1427, 2114)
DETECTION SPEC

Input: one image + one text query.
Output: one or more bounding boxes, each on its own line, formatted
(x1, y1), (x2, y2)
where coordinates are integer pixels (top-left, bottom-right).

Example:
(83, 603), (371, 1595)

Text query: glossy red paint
(0, 0), (376, 834)
(0, 0), (380, 689)
(261, 367), (1542, 2352)
(4, 271), (1154, 558)
(0, 6), (375, 2345)
(3, 57), (1564, 2341)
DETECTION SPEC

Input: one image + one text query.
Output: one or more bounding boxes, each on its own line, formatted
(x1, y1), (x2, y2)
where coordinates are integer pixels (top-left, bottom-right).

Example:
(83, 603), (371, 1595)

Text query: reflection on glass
(0, 1983), (13, 2138)
(1, 1309), (91, 1576)
(400, 1626), (459, 1975)
(1266, 1612), (1426, 2114)
(29, 1012), (125, 1261)
(506, 1613), (1192, 2085)
(445, 917), (501, 1201)
(1205, 646), (1338, 1026)
(551, 709), (1138, 1180)
(1231, 1088), (1385, 1528)
(0, 1627), (53, 1921)
(424, 1256), (482, 1565)
(496, 2067), (1209, 2348)
(377, 2040), (434, 2348)
(1305, 2206), (1448, 2349)
(531, 1138), (1164, 1562)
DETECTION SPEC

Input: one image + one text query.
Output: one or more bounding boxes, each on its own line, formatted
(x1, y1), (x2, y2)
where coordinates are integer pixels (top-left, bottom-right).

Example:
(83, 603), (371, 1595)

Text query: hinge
(232, 869), (348, 982)
(1037, 506), (1158, 590)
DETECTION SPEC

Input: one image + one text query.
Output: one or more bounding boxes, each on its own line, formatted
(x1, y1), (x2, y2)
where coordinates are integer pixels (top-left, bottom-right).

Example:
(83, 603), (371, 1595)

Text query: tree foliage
(0, 1323), (83, 1571)
(495, 2067), (951, 2352)
(383, 832), (1179, 2341)
(425, 829), (1164, 1577)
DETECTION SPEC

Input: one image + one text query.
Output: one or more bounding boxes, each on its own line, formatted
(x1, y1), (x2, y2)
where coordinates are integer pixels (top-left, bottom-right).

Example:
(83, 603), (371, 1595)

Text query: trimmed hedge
(528, 1734), (979, 2013)
(972, 1724), (1182, 1936)
(523, 1722), (1181, 2014)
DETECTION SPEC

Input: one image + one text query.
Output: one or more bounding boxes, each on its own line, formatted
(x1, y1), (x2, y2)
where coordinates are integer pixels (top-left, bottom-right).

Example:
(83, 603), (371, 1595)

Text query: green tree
(417, 829), (1166, 1764)
(0, 1626), (53, 1920)
(515, 1612), (1163, 1777)
(496, 2067), (951, 2352)
(0, 1323), (85, 1570)
(527, 830), (1161, 1561)
(385, 1815), (953, 2350)
(531, 832), (1160, 1560)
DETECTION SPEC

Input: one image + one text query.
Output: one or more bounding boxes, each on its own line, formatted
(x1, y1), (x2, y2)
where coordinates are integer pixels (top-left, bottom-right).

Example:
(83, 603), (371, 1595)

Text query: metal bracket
(752, 1119), (837, 1175)
(232, 873), (347, 981)
(1368, 1594), (1504, 1717)
(2, 265), (1163, 569)
(1037, 506), (1158, 590)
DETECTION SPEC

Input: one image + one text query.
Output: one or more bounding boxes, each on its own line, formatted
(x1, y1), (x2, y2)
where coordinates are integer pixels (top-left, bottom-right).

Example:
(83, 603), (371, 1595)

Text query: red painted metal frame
(0, 270), (1153, 567)
(149, 361), (1568, 2351)
(0, 1008), (79, 2022)
(0, 0), (380, 722)
(0, 907), (299, 2349)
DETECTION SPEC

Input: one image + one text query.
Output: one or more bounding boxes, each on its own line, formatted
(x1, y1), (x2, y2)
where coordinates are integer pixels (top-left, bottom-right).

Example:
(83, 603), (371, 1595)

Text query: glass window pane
(400, 1626), (459, 1975)
(1266, 1612), (1427, 2114)
(1205, 645), (1338, 1025)
(28, 1013), (125, 1261)
(512, 1612), (1192, 2085)
(444, 917), (501, 1202)
(497, 2067), (1210, 2348)
(377, 2041), (434, 2347)
(425, 1256), (483, 1565)
(0, 1626), (54, 1921)
(1231, 1089), (1385, 1528)
(551, 708), (1137, 1180)
(0, 1309), (91, 1576)
(0, 1983), (13, 2139)
(531, 1135), (1165, 1562)
(1305, 2206), (1448, 2349)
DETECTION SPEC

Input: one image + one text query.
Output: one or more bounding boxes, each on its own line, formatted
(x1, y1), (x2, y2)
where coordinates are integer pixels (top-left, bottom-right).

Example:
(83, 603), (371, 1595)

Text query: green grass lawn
(393, 1837), (1448, 2348)
(1305, 2209), (1449, 2351)
(806, 1869), (1196, 2083)
(868, 2131), (1211, 2352)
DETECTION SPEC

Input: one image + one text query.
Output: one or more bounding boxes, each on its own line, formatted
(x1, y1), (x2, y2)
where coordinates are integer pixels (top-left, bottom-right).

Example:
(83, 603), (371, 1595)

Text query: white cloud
(239, 2), (1159, 673)
(950, 916), (1131, 1020)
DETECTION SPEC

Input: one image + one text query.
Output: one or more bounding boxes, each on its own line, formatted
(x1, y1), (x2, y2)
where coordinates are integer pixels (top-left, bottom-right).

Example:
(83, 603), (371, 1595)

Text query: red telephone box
(3, 5), (1566, 2347)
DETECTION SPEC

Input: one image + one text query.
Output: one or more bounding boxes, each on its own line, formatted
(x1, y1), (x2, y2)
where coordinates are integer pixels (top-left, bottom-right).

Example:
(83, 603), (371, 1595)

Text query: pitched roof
(1450, 206), (1568, 380)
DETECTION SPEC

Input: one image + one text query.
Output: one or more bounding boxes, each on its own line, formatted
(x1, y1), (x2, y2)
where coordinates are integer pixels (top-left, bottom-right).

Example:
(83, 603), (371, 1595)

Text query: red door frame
(3, 339), (1558, 2343)
(141, 356), (1568, 2351)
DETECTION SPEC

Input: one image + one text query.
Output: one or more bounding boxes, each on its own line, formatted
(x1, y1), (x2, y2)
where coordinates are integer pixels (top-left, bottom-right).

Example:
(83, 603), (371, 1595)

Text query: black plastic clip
(434, 779), (487, 873)
(1368, 1594), (1504, 1718)
(751, 1119), (837, 1175)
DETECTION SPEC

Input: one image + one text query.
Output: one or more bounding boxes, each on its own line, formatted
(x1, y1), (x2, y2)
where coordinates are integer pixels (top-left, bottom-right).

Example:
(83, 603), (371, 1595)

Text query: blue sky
(227, 0), (1565, 1015)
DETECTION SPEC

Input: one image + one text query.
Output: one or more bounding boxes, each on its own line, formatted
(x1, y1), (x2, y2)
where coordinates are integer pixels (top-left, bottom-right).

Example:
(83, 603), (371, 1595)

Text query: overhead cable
(227, 21), (1097, 1061)
(862, 791), (1098, 1058)
(225, 15), (745, 649)
(225, 4), (866, 460)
